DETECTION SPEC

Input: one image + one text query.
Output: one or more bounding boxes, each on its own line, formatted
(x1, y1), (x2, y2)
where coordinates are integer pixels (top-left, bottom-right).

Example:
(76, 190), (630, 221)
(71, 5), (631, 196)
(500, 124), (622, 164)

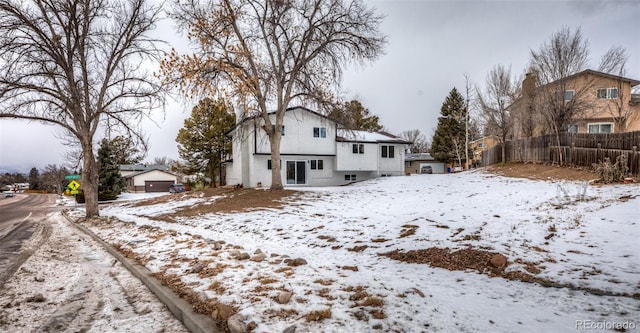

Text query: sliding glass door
(286, 161), (306, 185)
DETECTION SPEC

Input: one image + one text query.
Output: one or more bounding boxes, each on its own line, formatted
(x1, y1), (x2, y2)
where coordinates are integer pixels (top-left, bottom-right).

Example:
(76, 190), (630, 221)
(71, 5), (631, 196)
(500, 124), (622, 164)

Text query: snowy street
(0, 212), (188, 332)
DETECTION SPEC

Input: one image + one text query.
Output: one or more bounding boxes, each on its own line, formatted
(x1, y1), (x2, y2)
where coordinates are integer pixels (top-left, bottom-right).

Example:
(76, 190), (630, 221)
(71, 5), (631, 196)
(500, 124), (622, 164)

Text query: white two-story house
(225, 106), (411, 188)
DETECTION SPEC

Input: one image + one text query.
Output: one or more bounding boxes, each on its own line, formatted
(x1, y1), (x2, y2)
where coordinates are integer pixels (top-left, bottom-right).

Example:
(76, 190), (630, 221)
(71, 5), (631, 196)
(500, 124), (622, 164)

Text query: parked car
(169, 184), (186, 193)
(5, 191), (14, 197)
(420, 165), (433, 174)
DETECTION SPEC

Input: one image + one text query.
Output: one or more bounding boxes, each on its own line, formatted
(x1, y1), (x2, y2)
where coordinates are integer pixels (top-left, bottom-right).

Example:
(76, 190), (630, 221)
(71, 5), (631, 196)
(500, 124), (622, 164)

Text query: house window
(271, 125), (285, 136)
(352, 143), (364, 154)
(381, 145), (395, 158)
(345, 174), (357, 181)
(597, 88), (618, 99)
(313, 127), (327, 138)
(310, 159), (324, 170)
(267, 159), (272, 170)
(563, 90), (574, 101)
(568, 124), (578, 133)
(588, 123), (613, 134)
(477, 143), (486, 148)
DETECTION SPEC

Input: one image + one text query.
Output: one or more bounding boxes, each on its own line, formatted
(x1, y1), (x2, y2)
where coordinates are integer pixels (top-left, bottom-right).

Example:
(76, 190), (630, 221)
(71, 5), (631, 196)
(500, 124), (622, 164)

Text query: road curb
(62, 212), (220, 333)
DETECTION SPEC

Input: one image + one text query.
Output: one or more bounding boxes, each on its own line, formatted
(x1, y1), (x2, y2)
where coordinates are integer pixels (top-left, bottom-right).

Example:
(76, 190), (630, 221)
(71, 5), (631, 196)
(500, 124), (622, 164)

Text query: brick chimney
(522, 72), (536, 99)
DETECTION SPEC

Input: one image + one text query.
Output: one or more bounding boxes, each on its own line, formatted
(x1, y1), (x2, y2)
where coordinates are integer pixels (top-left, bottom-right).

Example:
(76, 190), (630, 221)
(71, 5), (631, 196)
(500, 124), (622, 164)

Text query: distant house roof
(405, 153), (436, 162)
(119, 164), (169, 172)
(470, 136), (499, 144)
(336, 129), (412, 144)
(508, 69), (640, 109)
(122, 168), (177, 179)
(568, 69), (640, 87)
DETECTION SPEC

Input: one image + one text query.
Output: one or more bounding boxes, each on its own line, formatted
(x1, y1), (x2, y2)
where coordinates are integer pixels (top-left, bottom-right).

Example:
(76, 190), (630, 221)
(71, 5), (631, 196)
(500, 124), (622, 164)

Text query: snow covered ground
(74, 170), (639, 332)
(0, 213), (188, 333)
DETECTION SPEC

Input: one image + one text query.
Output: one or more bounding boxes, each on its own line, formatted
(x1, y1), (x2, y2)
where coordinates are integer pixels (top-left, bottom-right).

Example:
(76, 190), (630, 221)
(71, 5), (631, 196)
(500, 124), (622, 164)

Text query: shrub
(593, 154), (629, 183)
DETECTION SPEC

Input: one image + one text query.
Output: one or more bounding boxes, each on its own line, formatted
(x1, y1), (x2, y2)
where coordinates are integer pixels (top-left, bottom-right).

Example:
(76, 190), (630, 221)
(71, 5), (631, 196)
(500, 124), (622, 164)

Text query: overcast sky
(1, 0), (639, 173)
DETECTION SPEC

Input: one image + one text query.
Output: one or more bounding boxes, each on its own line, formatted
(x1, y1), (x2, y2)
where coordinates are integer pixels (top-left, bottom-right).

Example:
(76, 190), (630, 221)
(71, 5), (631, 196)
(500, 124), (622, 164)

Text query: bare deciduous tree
(477, 64), (520, 163)
(401, 129), (429, 153)
(598, 46), (635, 132)
(162, 0), (386, 190)
(0, 0), (165, 217)
(41, 164), (71, 195)
(530, 27), (591, 145)
(529, 27), (630, 164)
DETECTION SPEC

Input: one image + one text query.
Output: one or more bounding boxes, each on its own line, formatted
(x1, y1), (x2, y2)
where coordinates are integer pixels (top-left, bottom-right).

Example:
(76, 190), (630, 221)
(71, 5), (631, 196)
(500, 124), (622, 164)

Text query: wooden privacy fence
(482, 131), (640, 176)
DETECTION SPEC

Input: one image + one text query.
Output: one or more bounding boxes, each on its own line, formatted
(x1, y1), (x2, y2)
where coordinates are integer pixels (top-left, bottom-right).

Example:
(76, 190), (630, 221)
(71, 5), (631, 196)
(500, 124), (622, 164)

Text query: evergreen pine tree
(28, 167), (41, 190)
(97, 138), (126, 200)
(328, 100), (383, 131)
(176, 98), (236, 187)
(431, 88), (468, 165)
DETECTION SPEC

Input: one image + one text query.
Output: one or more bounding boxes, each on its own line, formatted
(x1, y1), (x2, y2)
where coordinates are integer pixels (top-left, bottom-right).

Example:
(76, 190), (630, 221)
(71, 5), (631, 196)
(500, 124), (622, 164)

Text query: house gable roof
(123, 168), (177, 179)
(569, 69), (640, 87)
(119, 164), (169, 172)
(227, 106), (337, 135)
(405, 153), (436, 161)
(336, 129), (412, 144)
(508, 69), (640, 110)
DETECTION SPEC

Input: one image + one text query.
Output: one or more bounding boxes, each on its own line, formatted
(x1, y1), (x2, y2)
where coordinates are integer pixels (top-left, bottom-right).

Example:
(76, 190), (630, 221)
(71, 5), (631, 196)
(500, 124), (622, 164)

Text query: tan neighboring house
(511, 69), (640, 138)
(119, 164), (180, 193)
(470, 136), (499, 166)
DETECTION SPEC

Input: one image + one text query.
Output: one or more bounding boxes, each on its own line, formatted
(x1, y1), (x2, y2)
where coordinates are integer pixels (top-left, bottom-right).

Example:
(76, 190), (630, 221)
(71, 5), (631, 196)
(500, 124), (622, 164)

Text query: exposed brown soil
(380, 247), (640, 299)
(380, 247), (508, 276)
(134, 187), (301, 218)
(485, 162), (599, 181)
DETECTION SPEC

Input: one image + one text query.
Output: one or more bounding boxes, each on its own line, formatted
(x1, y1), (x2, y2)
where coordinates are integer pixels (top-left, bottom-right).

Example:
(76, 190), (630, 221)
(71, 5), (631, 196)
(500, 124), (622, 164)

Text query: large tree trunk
(269, 133), (283, 190)
(81, 141), (99, 217)
(209, 157), (217, 188)
(501, 134), (507, 164)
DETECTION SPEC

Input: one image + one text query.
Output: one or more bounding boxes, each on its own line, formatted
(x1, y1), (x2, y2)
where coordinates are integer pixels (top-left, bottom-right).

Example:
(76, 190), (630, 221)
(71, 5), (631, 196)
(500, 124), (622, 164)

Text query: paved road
(0, 196), (190, 332)
(0, 194), (56, 283)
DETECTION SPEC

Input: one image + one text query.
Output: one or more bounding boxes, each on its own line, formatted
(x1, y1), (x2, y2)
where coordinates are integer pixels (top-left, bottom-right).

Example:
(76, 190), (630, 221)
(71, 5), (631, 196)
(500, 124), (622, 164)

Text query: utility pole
(464, 74), (471, 170)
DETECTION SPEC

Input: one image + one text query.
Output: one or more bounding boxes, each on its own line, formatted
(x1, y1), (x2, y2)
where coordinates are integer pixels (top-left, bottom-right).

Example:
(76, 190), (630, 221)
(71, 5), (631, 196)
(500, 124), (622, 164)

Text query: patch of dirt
(380, 247), (640, 300)
(485, 162), (598, 181)
(380, 247), (507, 275)
(135, 188), (300, 219)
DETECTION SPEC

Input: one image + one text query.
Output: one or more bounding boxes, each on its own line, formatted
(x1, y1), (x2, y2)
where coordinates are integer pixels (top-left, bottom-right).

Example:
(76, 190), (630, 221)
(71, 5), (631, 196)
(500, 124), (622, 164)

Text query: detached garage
(145, 180), (175, 192)
(124, 168), (179, 193)
(404, 153), (446, 174)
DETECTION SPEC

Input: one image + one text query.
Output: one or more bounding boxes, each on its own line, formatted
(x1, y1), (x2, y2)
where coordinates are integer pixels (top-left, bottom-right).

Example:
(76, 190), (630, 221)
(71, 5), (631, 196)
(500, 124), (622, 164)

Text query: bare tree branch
(162, 0), (386, 189)
(0, 0), (166, 216)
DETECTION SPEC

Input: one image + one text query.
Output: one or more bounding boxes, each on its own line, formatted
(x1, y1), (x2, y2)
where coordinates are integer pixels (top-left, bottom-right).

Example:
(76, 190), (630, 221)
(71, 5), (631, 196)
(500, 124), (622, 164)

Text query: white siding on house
(335, 142), (378, 171)
(254, 108), (336, 156)
(120, 170), (135, 177)
(131, 170), (178, 187)
(378, 144), (406, 175)
(226, 107), (410, 188)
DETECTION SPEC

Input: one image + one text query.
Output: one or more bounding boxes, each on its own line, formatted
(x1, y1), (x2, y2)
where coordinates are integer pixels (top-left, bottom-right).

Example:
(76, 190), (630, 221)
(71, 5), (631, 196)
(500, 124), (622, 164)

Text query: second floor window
(313, 127), (327, 138)
(271, 125), (285, 136)
(352, 143), (364, 154)
(597, 88), (618, 99)
(563, 90), (574, 101)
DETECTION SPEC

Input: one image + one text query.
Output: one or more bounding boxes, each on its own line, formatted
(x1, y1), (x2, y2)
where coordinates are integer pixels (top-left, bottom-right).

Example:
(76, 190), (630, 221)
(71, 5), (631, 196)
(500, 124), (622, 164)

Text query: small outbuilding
(119, 164), (180, 193)
(404, 153), (446, 174)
